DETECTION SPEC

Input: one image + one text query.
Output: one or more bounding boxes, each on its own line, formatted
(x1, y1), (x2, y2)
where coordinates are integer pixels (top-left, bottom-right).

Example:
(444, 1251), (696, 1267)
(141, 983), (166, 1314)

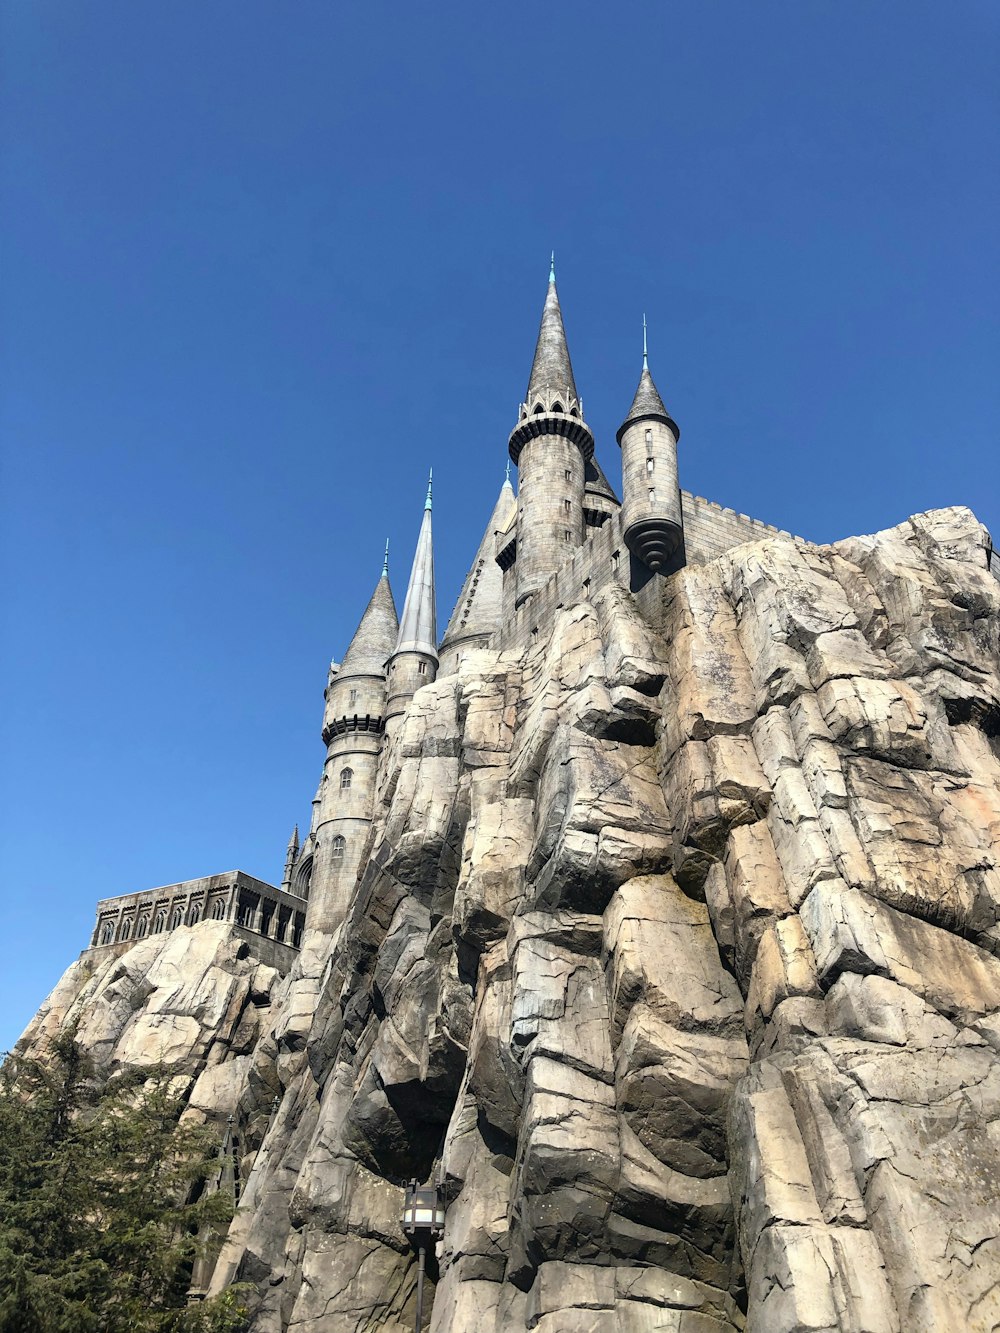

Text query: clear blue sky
(2, 2), (997, 1051)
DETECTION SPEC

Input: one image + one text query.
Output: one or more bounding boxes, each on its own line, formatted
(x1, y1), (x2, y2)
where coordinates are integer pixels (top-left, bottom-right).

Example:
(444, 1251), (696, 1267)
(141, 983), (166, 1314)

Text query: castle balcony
(87, 870), (307, 976)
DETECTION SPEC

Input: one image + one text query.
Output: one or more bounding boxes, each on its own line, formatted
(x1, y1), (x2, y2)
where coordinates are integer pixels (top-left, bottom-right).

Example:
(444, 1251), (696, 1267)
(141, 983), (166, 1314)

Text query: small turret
(439, 475), (516, 673)
(280, 825), (299, 892)
(385, 474), (437, 728)
(616, 318), (683, 572)
(506, 258), (595, 608)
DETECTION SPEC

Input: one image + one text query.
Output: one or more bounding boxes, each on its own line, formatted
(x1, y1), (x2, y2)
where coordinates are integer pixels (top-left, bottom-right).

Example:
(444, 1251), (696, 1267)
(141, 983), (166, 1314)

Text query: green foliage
(0, 1032), (250, 1333)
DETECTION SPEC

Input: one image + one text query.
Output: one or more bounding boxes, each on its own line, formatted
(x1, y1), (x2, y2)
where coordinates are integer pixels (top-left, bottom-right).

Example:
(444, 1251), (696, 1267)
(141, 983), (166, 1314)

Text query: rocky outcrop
(19, 506), (1000, 1331)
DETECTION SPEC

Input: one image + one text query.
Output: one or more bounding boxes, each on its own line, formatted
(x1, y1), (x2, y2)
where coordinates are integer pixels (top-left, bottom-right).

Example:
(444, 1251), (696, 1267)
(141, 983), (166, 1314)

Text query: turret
(385, 474), (437, 730)
(507, 258), (594, 609)
(301, 557), (398, 930)
(616, 319), (682, 572)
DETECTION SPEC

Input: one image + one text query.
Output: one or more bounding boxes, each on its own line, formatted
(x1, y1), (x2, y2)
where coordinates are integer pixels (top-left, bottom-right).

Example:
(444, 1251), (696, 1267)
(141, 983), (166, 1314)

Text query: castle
(89, 261), (790, 963)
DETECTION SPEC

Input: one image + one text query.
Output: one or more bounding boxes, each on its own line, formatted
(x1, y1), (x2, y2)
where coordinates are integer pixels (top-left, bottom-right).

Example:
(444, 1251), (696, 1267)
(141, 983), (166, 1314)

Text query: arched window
(551, 401), (563, 413)
(136, 916), (149, 939)
(120, 917), (133, 941)
(340, 768), (353, 790)
(100, 921), (115, 945)
(187, 904), (201, 926)
(153, 911), (166, 934)
(171, 907), (184, 929)
(532, 403), (544, 414)
(212, 898), (227, 921)
(331, 835), (346, 862)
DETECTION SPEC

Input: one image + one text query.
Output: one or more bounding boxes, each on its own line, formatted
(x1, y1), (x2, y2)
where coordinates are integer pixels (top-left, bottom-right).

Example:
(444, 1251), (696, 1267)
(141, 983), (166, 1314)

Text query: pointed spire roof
(584, 454), (621, 506)
(616, 328), (679, 444)
(441, 477), (516, 654)
(526, 258), (578, 404)
(287, 825), (300, 856)
(339, 562), (399, 677)
(392, 474), (437, 660)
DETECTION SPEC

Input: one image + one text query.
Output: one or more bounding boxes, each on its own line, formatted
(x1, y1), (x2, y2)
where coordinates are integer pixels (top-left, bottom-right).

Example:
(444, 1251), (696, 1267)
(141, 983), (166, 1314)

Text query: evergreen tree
(0, 1032), (249, 1333)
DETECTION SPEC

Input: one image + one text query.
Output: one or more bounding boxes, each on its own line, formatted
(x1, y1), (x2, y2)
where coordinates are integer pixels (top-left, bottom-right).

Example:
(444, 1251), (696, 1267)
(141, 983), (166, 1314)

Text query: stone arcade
(18, 265), (1000, 1332)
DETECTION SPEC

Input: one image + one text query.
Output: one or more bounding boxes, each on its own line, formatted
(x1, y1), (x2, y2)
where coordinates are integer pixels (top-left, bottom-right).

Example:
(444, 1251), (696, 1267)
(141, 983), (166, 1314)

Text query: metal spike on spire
(505, 457), (511, 485)
(549, 251), (556, 284)
(425, 468), (433, 511)
(643, 313), (648, 371)
(382, 539), (390, 577)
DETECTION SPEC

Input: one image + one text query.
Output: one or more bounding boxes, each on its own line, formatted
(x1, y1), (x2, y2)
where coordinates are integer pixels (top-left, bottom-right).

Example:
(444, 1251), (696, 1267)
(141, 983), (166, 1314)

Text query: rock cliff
(19, 506), (1000, 1332)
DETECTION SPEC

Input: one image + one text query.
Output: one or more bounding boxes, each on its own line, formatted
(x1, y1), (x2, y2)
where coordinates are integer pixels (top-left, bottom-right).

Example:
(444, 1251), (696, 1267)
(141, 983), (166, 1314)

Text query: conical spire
(280, 824), (300, 891)
(340, 561), (399, 677)
(616, 327), (679, 443)
(393, 474), (437, 660)
(441, 477), (516, 655)
(526, 259), (578, 404)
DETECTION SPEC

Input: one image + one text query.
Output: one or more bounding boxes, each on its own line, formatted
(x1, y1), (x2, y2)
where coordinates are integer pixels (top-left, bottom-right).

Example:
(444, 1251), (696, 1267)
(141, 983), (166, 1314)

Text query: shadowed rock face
(19, 506), (1000, 1333)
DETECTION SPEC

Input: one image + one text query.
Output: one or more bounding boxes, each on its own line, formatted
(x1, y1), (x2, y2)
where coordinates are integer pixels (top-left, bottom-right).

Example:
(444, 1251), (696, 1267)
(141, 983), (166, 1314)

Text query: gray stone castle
(89, 263), (792, 960)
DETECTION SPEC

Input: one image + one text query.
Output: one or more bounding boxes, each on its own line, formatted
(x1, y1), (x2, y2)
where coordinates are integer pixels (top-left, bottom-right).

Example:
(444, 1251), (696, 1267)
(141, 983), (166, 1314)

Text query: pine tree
(0, 1033), (249, 1333)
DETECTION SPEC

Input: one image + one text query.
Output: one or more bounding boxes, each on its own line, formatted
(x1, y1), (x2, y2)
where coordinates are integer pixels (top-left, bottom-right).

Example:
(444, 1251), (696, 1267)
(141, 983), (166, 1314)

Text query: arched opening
(171, 907), (184, 930)
(153, 911), (166, 934)
(292, 853), (313, 899)
(136, 916), (149, 939)
(340, 767), (353, 790)
(100, 921), (115, 945)
(331, 835), (346, 863)
(120, 918), (133, 941)
(551, 401), (563, 413)
(187, 904), (201, 926)
(212, 898), (227, 921)
(532, 403), (544, 414)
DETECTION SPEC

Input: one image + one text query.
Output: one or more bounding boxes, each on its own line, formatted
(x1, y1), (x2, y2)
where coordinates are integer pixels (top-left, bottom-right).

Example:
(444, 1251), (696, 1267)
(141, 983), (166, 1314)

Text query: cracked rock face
(19, 506), (1000, 1332)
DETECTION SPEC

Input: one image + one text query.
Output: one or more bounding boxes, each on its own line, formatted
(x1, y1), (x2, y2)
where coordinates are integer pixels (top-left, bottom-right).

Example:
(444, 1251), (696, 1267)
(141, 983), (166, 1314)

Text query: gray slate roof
(441, 479), (516, 650)
(340, 573), (399, 676)
(393, 504), (437, 660)
(526, 277), (578, 403)
(617, 365), (678, 442)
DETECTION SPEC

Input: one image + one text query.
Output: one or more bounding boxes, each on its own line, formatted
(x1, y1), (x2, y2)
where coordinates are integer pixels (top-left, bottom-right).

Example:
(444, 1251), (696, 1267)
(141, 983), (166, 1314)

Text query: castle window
(611, 551), (620, 572)
(136, 916), (148, 939)
(646, 458), (654, 475)
(564, 470), (571, 481)
(551, 401), (563, 413)
(418, 661), (427, 675)
(645, 429), (653, 445)
(212, 898), (227, 920)
(120, 918), (133, 941)
(187, 904), (201, 926)
(332, 835), (346, 862)
(100, 921), (115, 945)
(563, 499), (571, 513)
(563, 530), (571, 541)
(340, 768), (353, 790)
(153, 911), (166, 934)
(171, 907), (184, 930)
(349, 688), (358, 705)
(649, 488), (656, 502)
(532, 403), (544, 415)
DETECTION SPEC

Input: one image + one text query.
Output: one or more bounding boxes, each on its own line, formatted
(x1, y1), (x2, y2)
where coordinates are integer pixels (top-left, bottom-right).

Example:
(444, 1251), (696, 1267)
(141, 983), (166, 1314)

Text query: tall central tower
(508, 261), (594, 609)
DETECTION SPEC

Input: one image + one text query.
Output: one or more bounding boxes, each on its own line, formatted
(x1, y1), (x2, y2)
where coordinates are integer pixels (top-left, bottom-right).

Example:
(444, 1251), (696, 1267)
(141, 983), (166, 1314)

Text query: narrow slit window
(563, 529), (572, 541)
(418, 660), (427, 675)
(649, 488), (656, 502)
(349, 688), (358, 705)
(563, 498), (571, 513)
(646, 458), (654, 475)
(645, 429), (653, 445)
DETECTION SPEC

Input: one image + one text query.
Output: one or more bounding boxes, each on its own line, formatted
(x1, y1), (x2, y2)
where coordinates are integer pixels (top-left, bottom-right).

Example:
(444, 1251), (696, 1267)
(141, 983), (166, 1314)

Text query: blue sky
(2, 2), (997, 1051)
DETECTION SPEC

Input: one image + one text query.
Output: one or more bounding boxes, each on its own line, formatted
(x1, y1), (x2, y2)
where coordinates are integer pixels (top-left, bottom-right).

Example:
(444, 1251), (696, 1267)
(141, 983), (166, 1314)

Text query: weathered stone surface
(18, 506), (1000, 1332)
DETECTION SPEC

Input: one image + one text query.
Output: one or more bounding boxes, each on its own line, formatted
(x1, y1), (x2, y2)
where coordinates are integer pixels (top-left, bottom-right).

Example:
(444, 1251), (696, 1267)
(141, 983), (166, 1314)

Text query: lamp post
(400, 1180), (446, 1333)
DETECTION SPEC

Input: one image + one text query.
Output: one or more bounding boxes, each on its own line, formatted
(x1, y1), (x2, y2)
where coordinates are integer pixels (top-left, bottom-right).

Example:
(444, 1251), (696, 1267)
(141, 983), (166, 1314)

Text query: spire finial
(549, 251), (556, 284)
(642, 313), (648, 371)
(382, 538), (390, 577)
(425, 468), (433, 511)
(505, 457), (511, 484)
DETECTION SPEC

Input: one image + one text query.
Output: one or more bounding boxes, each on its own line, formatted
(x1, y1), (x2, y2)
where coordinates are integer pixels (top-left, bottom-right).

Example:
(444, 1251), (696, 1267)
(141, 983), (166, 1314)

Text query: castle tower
(507, 259), (595, 609)
(616, 321), (682, 572)
(301, 559), (398, 932)
(438, 474), (515, 674)
(385, 475), (437, 730)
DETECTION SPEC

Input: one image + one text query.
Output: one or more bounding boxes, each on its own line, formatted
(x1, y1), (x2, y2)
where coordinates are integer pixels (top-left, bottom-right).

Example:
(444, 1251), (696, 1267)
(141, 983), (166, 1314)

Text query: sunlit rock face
(19, 506), (1000, 1333)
